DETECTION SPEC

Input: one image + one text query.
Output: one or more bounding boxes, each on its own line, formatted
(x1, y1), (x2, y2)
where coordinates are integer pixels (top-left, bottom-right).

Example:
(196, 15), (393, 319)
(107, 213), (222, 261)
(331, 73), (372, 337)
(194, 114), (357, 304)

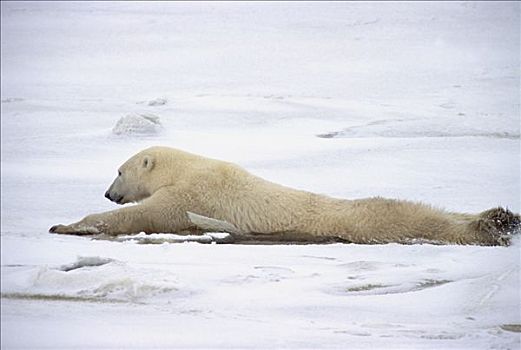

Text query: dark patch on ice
(300, 255), (338, 261)
(411, 279), (452, 291)
(59, 256), (114, 272)
(347, 275), (362, 280)
(333, 330), (372, 336)
(316, 131), (341, 139)
(1, 97), (24, 103)
(147, 98), (168, 106)
(500, 324), (521, 333)
(0, 292), (127, 304)
(337, 279), (453, 296)
(346, 283), (390, 292)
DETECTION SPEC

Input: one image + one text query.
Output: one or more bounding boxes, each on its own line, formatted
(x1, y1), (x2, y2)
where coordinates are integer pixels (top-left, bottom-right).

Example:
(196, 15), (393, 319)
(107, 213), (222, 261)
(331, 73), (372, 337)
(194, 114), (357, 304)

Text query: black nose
(105, 191), (111, 200)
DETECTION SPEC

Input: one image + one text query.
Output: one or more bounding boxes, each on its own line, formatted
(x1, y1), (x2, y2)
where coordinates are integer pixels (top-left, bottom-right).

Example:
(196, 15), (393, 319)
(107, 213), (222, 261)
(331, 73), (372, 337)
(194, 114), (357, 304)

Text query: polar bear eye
(118, 171), (122, 176)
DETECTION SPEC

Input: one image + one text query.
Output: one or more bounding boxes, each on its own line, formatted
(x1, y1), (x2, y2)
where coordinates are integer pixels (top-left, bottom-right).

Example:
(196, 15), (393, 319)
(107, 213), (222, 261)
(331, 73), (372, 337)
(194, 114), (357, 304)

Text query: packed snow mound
(112, 113), (162, 135)
(1, 258), (179, 303)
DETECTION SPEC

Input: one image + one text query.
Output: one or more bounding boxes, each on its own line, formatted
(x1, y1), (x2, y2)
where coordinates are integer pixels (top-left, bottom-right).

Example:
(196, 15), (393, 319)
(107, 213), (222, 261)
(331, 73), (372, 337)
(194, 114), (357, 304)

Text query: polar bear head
(105, 150), (156, 204)
(104, 146), (214, 205)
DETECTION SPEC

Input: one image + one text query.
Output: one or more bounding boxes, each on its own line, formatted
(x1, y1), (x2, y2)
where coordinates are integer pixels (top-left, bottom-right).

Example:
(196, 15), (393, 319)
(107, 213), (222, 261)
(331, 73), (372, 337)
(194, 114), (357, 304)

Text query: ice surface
(1, 2), (520, 349)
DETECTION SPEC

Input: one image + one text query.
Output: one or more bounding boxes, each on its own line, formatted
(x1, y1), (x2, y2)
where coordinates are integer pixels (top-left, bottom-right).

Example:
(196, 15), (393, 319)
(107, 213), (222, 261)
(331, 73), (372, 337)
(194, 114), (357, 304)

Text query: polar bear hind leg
(470, 207), (520, 246)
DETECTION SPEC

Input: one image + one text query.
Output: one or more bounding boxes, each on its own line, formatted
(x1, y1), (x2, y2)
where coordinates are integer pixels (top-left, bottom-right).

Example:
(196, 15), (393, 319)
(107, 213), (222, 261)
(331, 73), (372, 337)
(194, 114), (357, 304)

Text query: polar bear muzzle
(104, 190), (124, 204)
(105, 176), (128, 204)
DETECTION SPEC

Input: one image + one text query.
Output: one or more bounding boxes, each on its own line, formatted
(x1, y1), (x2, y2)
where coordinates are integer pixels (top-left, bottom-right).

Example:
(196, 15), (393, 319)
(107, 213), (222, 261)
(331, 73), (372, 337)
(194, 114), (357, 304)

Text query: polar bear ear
(142, 155), (155, 171)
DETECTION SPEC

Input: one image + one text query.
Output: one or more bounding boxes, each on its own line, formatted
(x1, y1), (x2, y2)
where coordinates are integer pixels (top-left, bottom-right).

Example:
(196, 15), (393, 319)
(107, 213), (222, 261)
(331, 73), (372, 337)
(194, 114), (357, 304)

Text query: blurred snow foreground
(1, 1), (520, 349)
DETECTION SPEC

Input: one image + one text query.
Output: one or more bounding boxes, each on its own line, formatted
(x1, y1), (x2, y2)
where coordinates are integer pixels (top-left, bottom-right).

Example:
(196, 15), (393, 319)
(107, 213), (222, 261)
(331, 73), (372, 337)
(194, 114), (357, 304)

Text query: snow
(1, 1), (520, 349)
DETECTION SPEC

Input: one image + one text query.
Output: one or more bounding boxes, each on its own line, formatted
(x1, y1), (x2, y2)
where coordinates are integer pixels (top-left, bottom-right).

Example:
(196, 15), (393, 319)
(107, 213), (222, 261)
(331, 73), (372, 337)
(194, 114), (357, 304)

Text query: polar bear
(49, 146), (520, 245)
